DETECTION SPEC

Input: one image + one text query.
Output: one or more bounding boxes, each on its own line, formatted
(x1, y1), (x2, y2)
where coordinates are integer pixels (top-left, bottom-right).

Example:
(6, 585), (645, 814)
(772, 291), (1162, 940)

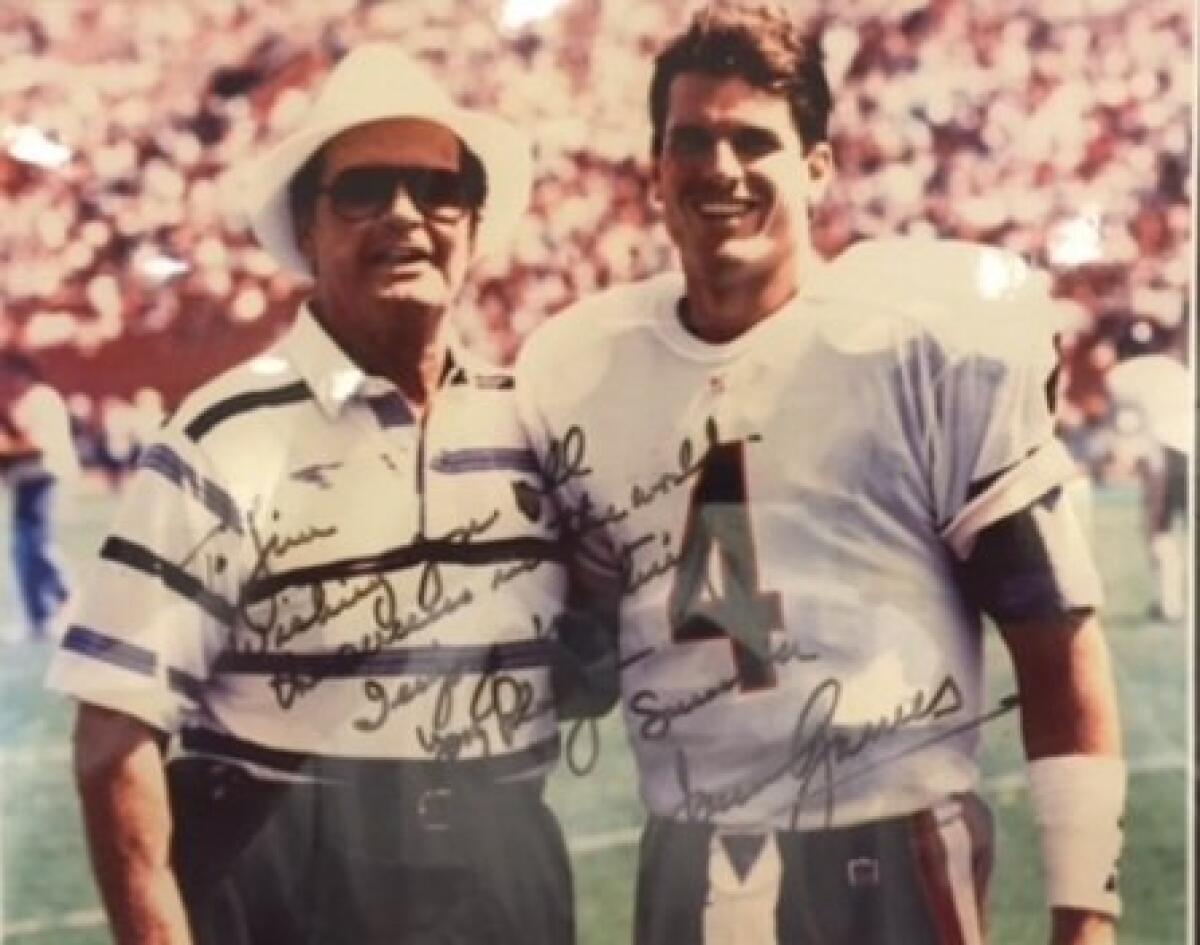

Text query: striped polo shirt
(47, 308), (564, 781)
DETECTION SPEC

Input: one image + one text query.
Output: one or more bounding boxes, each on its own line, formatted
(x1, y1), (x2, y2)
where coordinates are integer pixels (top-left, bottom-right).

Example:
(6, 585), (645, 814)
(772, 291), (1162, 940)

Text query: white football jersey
(516, 239), (1081, 830)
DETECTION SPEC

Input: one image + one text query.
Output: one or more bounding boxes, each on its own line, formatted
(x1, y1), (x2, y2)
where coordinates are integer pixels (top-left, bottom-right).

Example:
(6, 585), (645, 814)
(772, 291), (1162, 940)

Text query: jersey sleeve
(514, 312), (627, 599)
(45, 425), (240, 732)
(929, 320), (1080, 561)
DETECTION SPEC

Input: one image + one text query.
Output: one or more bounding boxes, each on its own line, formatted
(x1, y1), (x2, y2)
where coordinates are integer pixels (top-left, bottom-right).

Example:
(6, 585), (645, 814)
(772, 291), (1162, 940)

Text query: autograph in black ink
(491, 556), (547, 590)
(629, 638), (818, 741)
(239, 503), (339, 650)
(355, 662), (466, 734)
(415, 671), (546, 761)
(241, 505), (502, 659)
(669, 674), (999, 829)
(518, 417), (727, 553)
(560, 645), (653, 776)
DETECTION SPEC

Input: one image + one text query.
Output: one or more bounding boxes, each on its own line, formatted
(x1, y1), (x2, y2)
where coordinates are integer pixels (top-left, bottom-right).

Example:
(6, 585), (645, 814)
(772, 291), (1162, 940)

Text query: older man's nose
(385, 181), (424, 220)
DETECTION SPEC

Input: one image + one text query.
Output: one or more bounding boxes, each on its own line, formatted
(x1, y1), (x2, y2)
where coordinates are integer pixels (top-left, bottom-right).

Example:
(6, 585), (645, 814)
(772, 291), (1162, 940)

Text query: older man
(49, 45), (573, 945)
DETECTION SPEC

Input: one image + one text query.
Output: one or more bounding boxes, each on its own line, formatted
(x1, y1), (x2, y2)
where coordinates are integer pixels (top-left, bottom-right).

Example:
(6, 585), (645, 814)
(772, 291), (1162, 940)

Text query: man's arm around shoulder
(73, 704), (192, 945)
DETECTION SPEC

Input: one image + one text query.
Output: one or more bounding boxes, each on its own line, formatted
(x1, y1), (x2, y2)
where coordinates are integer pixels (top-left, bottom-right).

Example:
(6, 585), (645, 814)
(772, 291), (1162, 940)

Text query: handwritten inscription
(230, 497), (556, 714)
(416, 672), (549, 761)
(617, 532), (678, 596)
(523, 418), (725, 552)
(240, 504), (505, 656)
(629, 639), (819, 740)
(564, 717), (601, 776)
(353, 665), (462, 733)
(491, 556), (546, 590)
(240, 504), (339, 651)
(189, 417), (999, 824)
(672, 674), (971, 828)
(268, 662), (320, 711)
(351, 656), (555, 761)
(629, 417), (722, 510)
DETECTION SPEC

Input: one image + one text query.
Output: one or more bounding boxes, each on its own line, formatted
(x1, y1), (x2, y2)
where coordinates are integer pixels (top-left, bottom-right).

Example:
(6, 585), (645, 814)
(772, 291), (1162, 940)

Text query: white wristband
(1027, 754), (1126, 917)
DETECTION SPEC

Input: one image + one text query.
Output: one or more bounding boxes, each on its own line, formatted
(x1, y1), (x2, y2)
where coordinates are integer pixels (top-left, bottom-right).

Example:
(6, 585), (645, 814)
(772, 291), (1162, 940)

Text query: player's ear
(803, 142), (835, 204)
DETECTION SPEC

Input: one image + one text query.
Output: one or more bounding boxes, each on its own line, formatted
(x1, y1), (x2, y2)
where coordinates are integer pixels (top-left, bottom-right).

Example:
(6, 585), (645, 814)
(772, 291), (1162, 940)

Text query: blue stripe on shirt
(61, 626), (204, 706)
(62, 625), (156, 676)
(431, 448), (538, 475)
(365, 392), (414, 429)
(139, 443), (243, 535)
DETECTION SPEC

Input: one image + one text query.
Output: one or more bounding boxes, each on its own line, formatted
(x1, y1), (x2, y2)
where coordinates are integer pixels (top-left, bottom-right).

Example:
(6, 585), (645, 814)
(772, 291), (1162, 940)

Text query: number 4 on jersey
(668, 441), (782, 690)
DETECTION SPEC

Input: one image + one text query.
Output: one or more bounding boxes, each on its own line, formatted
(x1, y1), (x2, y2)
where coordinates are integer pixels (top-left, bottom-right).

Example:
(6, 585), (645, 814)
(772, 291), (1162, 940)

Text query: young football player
(516, 3), (1125, 944)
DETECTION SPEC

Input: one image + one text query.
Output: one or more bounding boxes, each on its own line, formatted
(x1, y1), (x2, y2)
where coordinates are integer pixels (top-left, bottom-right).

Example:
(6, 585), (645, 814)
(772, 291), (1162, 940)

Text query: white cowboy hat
(235, 43), (532, 278)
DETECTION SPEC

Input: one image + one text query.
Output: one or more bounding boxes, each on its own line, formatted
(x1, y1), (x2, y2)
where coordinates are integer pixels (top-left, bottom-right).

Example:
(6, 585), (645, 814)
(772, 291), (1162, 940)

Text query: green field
(0, 485), (1190, 943)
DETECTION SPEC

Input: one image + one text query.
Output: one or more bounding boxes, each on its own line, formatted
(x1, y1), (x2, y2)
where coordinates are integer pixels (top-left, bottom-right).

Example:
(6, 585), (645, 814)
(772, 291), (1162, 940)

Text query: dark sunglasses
(317, 164), (483, 221)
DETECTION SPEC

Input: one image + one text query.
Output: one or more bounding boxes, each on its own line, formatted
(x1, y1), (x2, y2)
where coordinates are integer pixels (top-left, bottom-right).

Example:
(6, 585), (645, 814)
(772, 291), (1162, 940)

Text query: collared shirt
(48, 307), (563, 780)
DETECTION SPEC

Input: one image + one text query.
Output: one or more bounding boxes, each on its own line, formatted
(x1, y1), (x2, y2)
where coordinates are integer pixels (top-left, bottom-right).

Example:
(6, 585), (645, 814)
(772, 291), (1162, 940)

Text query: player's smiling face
(654, 73), (831, 302)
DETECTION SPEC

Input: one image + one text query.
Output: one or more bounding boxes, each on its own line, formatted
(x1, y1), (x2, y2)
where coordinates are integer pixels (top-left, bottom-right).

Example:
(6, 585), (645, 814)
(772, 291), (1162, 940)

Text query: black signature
(628, 416), (722, 510)
(558, 645), (653, 776)
(415, 672), (547, 761)
(617, 531), (679, 596)
(629, 639), (818, 741)
(491, 556), (547, 590)
(355, 662), (465, 733)
(671, 674), (988, 828)
(240, 505), (505, 656)
(523, 417), (727, 548)
(563, 717), (601, 775)
(539, 424), (593, 492)
(345, 577), (475, 660)
(538, 417), (734, 598)
(239, 504), (338, 649)
(267, 658), (321, 711)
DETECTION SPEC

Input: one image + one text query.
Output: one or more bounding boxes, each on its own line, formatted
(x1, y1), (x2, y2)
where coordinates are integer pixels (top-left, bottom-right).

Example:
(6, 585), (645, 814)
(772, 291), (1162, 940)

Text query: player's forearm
(1000, 613), (1125, 943)
(73, 706), (192, 945)
(1000, 611), (1122, 759)
(1051, 908), (1116, 945)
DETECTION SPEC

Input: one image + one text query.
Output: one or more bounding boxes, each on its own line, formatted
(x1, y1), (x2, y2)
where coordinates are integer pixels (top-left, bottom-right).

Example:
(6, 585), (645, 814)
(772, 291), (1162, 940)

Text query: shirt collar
(280, 304), (506, 420)
(281, 304), (369, 419)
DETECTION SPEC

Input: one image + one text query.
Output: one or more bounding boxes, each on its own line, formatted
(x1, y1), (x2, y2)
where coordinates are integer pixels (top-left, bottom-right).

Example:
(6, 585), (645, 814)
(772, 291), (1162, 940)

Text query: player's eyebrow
(664, 122), (784, 160)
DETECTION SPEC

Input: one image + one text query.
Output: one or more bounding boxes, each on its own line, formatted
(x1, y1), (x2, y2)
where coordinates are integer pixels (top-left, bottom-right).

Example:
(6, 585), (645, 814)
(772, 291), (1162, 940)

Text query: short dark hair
(286, 136), (489, 235)
(288, 145), (327, 235)
(648, 0), (833, 156)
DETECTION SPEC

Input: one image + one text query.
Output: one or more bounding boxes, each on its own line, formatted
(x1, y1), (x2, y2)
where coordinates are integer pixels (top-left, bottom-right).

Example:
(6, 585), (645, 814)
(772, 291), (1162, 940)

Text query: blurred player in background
(518, 3), (1125, 944)
(1106, 348), (1191, 624)
(0, 351), (78, 641)
(47, 44), (575, 945)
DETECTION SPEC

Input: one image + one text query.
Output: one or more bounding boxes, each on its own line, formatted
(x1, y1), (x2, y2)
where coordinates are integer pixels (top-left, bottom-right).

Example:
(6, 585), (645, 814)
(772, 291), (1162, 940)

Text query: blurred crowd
(0, 0), (1192, 482)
